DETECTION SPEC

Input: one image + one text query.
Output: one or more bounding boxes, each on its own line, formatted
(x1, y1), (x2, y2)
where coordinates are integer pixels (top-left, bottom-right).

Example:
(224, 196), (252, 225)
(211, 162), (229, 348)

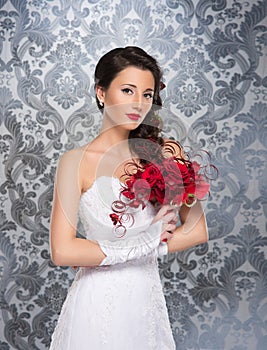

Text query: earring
(99, 101), (104, 107)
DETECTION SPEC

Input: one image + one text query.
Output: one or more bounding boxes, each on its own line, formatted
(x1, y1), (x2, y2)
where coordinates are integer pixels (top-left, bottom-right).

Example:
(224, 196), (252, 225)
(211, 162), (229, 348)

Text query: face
(96, 66), (155, 130)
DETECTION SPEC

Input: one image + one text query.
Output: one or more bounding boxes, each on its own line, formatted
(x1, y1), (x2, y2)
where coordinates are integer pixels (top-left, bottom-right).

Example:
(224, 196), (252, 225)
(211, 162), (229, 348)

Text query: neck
(99, 118), (130, 146)
(92, 125), (131, 160)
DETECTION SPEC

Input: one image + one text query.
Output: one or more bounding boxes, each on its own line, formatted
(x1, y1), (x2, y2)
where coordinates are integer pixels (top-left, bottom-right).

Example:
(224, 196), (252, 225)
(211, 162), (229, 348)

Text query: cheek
(104, 102), (130, 122)
(143, 100), (153, 113)
(105, 104), (126, 118)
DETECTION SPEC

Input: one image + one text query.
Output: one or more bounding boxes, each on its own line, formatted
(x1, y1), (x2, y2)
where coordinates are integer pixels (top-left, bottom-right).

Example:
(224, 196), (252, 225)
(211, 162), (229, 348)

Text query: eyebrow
(121, 83), (154, 92)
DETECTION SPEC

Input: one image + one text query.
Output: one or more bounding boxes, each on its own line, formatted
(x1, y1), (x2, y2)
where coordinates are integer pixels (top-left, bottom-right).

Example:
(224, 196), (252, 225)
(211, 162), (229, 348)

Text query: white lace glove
(99, 221), (168, 266)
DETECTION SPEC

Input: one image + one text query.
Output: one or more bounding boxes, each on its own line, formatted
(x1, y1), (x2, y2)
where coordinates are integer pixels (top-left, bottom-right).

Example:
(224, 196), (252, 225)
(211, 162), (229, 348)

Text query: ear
(95, 85), (105, 104)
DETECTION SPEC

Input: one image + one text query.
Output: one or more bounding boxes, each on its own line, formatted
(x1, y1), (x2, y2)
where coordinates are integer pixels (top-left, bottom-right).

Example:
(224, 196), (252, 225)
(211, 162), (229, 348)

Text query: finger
(162, 223), (176, 233)
(162, 211), (178, 224)
(168, 210), (180, 225)
(170, 216), (179, 225)
(161, 229), (175, 242)
(157, 205), (172, 217)
(160, 231), (173, 242)
(152, 205), (172, 224)
(168, 223), (176, 232)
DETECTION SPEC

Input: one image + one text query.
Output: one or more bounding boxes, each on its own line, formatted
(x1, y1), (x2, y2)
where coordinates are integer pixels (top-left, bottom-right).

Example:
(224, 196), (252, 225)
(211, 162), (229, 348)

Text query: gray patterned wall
(0, 0), (266, 349)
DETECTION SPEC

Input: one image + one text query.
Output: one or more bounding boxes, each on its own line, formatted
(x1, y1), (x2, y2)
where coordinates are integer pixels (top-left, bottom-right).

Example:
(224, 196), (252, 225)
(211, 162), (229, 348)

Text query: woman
(49, 46), (208, 349)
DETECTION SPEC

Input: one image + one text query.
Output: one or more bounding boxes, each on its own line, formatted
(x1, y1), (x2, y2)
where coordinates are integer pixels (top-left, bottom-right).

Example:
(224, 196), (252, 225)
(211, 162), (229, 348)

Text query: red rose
(151, 185), (165, 204)
(132, 179), (151, 204)
(163, 159), (183, 184)
(194, 179), (210, 199)
(161, 159), (187, 204)
(141, 164), (163, 187)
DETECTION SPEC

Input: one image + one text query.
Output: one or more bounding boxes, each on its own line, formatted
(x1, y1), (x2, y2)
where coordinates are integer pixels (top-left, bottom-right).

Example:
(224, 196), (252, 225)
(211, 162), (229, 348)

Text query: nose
(132, 93), (142, 111)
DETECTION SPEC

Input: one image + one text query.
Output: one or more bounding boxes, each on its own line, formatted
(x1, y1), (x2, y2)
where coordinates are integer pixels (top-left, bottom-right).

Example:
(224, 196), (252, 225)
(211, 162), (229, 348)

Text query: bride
(49, 46), (208, 349)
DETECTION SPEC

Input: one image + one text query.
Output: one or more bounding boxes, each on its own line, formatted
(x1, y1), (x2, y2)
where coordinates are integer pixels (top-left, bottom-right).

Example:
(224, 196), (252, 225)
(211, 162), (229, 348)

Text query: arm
(50, 150), (106, 267)
(50, 191), (106, 267)
(51, 188), (171, 267)
(167, 201), (208, 253)
(50, 152), (176, 267)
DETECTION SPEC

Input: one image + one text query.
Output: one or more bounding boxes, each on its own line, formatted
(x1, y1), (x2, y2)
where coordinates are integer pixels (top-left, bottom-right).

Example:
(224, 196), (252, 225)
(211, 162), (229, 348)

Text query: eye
(121, 88), (133, 95)
(144, 92), (153, 100)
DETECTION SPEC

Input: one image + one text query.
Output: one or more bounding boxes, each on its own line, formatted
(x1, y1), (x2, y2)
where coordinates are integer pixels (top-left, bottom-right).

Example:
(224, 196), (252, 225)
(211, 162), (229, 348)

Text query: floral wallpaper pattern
(0, 0), (266, 349)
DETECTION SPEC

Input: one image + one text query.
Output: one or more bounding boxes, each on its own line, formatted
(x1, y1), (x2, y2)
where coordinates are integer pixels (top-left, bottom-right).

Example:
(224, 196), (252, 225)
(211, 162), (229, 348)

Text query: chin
(125, 122), (142, 130)
(116, 120), (141, 130)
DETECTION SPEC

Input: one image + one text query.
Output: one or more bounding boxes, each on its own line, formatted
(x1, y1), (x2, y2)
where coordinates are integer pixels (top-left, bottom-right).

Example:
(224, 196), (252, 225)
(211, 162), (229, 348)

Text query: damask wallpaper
(0, 0), (266, 349)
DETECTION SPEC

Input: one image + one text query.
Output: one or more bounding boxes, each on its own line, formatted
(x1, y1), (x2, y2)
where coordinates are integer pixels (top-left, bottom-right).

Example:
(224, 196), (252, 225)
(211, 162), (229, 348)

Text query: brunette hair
(94, 46), (164, 163)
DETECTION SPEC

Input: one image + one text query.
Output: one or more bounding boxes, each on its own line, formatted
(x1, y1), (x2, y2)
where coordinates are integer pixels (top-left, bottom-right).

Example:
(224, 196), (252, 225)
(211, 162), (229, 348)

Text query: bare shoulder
(59, 147), (84, 162)
(79, 143), (105, 192)
(58, 144), (99, 164)
(57, 146), (88, 171)
(57, 144), (100, 193)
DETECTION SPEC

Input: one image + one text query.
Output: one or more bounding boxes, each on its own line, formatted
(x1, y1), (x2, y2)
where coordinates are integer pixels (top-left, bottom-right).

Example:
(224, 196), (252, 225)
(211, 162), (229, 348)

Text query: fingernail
(162, 238), (168, 242)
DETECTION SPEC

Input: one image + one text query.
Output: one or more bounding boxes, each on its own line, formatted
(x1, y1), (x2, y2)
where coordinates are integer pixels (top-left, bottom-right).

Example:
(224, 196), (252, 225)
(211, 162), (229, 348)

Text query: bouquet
(109, 153), (211, 237)
(121, 157), (209, 208)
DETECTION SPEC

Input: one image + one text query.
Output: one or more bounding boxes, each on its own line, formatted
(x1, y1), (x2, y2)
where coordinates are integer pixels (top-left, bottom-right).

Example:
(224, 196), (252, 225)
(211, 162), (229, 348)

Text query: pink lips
(126, 113), (141, 121)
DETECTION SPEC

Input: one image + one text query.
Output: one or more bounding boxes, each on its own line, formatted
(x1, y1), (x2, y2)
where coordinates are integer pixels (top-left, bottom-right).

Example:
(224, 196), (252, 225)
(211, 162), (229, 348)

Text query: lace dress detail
(49, 176), (175, 350)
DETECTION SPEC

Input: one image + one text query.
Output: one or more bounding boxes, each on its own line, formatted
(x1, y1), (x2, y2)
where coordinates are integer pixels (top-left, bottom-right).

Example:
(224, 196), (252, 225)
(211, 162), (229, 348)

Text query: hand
(152, 204), (179, 242)
(98, 220), (164, 266)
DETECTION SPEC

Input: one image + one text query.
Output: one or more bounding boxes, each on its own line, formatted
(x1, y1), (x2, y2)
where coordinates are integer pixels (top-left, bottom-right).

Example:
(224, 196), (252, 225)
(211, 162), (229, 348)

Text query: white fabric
(99, 220), (167, 266)
(49, 176), (175, 350)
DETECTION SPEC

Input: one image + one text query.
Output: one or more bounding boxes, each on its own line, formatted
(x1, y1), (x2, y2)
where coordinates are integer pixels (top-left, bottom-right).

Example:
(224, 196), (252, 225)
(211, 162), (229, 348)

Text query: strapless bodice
(78, 176), (156, 241)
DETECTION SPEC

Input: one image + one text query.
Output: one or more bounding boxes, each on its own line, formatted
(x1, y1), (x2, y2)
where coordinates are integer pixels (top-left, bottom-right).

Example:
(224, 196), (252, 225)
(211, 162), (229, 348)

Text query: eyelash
(121, 88), (153, 100)
(144, 93), (153, 100)
(122, 88), (133, 95)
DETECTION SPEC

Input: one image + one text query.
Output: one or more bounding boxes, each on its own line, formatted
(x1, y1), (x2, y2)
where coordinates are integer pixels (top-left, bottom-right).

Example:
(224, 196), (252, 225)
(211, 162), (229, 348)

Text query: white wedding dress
(49, 176), (176, 350)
